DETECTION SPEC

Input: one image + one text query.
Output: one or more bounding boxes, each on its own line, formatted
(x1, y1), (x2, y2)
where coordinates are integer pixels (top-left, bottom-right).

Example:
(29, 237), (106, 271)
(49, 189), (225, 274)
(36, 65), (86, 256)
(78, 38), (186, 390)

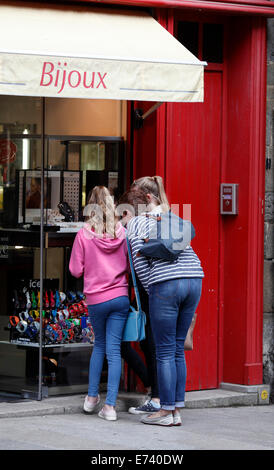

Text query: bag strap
(145, 214), (161, 221)
(126, 236), (142, 312)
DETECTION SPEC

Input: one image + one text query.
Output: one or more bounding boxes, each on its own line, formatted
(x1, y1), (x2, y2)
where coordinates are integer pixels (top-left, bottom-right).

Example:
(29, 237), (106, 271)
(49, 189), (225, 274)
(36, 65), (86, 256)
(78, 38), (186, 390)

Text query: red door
(131, 70), (223, 391)
(165, 70), (222, 390)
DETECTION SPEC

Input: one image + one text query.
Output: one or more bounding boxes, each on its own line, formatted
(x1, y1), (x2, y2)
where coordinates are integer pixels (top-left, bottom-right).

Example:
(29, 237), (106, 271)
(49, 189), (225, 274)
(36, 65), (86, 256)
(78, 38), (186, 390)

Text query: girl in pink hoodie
(69, 186), (129, 421)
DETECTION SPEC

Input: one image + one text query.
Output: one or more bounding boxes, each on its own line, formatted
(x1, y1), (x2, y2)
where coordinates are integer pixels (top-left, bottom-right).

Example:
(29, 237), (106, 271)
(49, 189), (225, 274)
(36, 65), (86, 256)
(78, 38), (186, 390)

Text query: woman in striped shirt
(126, 176), (204, 427)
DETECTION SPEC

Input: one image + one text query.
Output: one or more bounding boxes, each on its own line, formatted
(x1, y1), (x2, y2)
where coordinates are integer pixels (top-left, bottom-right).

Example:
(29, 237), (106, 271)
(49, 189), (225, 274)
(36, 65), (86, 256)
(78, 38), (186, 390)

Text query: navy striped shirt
(127, 209), (204, 292)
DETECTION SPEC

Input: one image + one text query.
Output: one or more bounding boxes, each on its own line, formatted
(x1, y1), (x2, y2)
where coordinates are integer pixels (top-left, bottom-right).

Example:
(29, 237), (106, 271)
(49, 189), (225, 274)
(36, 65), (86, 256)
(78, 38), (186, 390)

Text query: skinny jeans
(88, 296), (130, 406)
(149, 278), (202, 411)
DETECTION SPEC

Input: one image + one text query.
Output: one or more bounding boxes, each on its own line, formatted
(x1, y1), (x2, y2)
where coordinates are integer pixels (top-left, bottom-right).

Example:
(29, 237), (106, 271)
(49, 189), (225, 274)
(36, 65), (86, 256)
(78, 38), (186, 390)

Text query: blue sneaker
(128, 399), (160, 415)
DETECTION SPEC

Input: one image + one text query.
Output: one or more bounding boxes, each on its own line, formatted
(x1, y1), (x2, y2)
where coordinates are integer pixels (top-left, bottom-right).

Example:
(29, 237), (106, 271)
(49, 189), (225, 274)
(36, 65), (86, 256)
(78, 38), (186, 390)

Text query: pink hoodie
(69, 222), (129, 305)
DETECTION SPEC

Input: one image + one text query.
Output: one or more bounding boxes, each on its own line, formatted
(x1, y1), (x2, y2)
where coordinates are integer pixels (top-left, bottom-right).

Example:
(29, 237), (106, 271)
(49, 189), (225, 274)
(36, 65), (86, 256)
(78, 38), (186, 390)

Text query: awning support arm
(134, 102), (163, 129)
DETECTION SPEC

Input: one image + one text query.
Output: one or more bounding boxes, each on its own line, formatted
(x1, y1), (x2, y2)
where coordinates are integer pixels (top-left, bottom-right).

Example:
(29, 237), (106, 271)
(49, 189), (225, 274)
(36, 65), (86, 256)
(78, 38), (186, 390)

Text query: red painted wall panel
(222, 16), (266, 384)
(222, 21), (250, 381)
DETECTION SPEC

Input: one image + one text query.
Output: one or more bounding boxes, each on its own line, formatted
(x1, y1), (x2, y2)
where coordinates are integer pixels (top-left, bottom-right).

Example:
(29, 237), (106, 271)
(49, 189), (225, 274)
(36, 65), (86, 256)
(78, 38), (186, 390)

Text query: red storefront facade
(0, 0), (273, 399)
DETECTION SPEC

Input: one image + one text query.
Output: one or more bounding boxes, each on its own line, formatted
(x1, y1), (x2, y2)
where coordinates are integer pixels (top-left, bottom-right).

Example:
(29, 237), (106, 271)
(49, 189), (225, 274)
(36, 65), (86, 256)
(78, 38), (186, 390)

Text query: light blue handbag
(122, 237), (146, 342)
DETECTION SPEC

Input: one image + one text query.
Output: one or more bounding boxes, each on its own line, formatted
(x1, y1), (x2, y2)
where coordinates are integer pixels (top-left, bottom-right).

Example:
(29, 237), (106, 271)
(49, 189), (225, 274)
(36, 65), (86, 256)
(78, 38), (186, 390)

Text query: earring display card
(63, 172), (81, 222)
(17, 170), (62, 225)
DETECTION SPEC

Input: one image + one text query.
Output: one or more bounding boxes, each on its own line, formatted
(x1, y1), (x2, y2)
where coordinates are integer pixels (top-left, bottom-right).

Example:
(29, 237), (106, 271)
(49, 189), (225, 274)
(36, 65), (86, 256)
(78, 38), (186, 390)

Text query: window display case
(0, 229), (95, 398)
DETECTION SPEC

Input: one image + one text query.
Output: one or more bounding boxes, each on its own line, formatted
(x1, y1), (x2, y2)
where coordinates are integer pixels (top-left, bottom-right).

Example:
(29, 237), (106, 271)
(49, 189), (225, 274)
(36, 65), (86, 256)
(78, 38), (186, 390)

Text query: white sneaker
(83, 395), (100, 414)
(98, 406), (117, 421)
(173, 412), (182, 426)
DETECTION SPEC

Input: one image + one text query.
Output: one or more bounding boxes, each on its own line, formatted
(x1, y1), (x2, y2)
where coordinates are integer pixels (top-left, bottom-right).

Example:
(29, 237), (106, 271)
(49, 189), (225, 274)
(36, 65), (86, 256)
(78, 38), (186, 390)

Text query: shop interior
(0, 96), (128, 399)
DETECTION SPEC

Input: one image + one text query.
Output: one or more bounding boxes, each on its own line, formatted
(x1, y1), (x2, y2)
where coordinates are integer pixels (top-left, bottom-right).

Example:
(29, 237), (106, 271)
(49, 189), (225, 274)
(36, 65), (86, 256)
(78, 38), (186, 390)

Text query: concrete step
(0, 383), (270, 419)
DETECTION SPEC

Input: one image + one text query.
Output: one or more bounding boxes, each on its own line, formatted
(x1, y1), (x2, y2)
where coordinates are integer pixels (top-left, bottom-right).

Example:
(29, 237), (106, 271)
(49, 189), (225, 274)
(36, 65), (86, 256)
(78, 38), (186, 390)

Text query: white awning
(0, 4), (205, 102)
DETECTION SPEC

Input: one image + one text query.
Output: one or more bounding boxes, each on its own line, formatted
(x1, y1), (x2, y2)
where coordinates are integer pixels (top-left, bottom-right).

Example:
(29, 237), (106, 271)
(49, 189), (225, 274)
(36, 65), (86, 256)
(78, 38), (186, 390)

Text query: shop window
(0, 96), (42, 398)
(202, 23), (223, 63)
(0, 95), (126, 400)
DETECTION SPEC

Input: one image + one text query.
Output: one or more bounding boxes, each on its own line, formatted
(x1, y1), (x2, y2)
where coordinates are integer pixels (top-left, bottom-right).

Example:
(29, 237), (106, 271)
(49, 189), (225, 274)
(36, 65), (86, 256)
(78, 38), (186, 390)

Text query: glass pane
(0, 96), (42, 400)
(107, 143), (119, 171)
(0, 246), (40, 397)
(44, 98), (126, 138)
(0, 95), (126, 400)
(202, 23), (224, 63)
(0, 96), (42, 135)
(47, 140), (67, 170)
(177, 21), (199, 57)
(81, 142), (105, 171)
(40, 136), (124, 396)
(42, 246), (94, 393)
(42, 134), (94, 397)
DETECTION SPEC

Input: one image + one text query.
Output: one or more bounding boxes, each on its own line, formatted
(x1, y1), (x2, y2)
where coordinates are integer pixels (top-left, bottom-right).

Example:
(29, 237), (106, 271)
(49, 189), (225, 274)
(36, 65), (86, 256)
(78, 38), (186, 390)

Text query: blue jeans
(88, 296), (130, 406)
(149, 278), (202, 411)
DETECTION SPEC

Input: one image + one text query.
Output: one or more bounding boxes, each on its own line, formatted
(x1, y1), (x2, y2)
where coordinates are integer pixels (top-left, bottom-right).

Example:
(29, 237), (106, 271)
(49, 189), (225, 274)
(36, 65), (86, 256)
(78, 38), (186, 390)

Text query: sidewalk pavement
(0, 382), (271, 419)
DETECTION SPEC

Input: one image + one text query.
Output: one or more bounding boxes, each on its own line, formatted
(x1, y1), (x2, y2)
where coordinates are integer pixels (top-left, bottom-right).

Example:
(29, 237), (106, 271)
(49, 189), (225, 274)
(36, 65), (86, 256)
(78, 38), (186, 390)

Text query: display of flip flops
(9, 288), (94, 345)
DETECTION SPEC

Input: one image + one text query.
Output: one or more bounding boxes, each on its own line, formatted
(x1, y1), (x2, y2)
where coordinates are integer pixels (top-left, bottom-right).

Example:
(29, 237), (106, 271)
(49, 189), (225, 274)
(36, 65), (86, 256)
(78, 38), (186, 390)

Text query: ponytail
(132, 175), (170, 213)
(86, 186), (118, 238)
(152, 176), (170, 213)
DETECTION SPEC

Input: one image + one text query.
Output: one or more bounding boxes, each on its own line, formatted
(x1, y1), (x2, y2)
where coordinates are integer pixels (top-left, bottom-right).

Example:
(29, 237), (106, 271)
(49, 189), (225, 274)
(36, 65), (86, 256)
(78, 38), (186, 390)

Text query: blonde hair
(132, 176), (170, 213)
(86, 186), (118, 238)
